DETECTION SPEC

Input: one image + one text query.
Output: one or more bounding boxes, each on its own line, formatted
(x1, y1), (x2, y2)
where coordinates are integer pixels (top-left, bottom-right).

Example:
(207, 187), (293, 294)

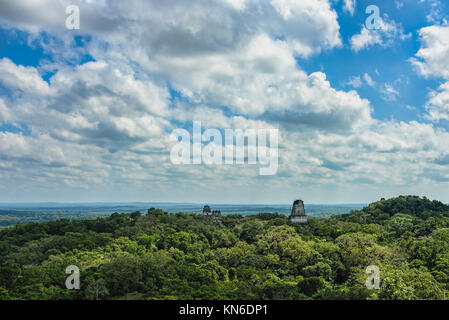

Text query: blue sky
(0, 0), (449, 204)
(303, 0), (445, 123)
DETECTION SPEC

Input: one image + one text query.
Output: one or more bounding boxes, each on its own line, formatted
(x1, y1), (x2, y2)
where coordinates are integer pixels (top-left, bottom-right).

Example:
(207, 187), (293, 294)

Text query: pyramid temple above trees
(202, 205), (222, 218)
(202, 201), (306, 224)
(289, 199), (308, 224)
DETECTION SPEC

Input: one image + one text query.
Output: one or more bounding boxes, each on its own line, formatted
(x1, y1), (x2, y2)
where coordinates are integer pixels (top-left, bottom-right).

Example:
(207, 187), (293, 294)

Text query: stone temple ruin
(289, 199), (308, 224)
(202, 205), (222, 219)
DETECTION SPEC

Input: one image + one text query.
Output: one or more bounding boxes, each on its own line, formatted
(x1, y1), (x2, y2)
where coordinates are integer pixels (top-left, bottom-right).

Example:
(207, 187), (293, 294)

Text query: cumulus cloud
(350, 16), (410, 52)
(0, 0), (342, 59)
(413, 25), (449, 122)
(3, 59), (171, 153)
(137, 33), (371, 132)
(412, 25), (449, 79)
(425, 82), (449, 121)
(0, 0), (448, 202)
(0, 58), (52, 95)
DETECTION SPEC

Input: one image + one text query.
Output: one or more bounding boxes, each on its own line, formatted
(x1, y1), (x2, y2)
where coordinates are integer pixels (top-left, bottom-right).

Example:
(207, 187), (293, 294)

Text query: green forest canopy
(1, 195), (449, 300)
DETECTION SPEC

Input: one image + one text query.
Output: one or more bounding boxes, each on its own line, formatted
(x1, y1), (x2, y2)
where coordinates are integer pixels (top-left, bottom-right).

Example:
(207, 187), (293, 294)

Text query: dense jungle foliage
(1, 195), (449, 300)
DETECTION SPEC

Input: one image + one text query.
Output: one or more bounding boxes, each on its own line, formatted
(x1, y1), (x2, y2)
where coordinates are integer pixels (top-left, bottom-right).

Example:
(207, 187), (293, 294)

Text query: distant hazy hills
(0, 203), (366, 226)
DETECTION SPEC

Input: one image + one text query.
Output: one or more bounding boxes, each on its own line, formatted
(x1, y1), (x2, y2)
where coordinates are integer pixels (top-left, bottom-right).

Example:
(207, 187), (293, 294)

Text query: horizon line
(0, 201), (369, 206)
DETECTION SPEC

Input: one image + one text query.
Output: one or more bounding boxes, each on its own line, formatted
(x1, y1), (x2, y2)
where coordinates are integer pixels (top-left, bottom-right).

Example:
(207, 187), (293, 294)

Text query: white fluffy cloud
(136, 33), (371, 132)
(425, 82), (449, 121)
(350, 16), (410, 52)
(0, 0), (342, 59)
(412, 25), (449, 79)
(0, 58), (52, 95)
(0, 0), (449, 202)
(413, 25), (449, 122)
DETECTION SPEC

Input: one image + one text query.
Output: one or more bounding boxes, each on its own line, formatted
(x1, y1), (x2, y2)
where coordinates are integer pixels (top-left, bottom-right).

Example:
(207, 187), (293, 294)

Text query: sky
(0, 0), (449, 204)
